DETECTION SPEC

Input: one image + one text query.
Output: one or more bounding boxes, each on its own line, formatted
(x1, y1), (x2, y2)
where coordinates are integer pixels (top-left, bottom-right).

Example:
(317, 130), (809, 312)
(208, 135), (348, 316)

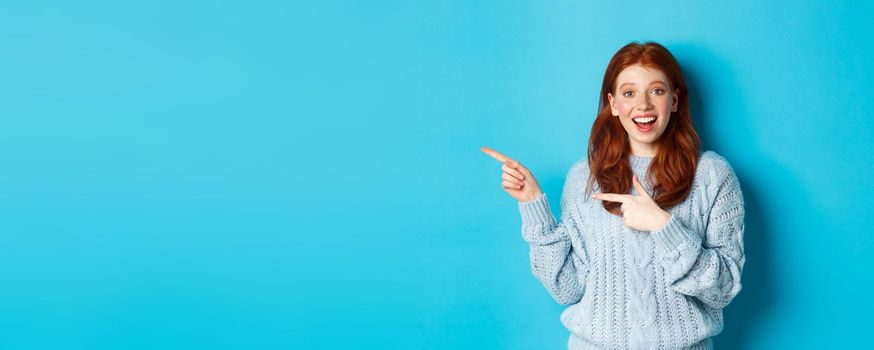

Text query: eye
(652, 88), (665, 95)
(622, 90), (635, 97)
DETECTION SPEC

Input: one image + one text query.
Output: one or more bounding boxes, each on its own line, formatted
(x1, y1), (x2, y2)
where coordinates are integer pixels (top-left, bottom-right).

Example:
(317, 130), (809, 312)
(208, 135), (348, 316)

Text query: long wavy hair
(585, 41), (701, 216)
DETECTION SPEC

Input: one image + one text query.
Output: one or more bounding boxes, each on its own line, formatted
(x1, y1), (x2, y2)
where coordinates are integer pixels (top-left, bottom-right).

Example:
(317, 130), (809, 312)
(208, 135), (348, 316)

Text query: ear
(607, 92), (618, 116)
(671, 88), (679, 112)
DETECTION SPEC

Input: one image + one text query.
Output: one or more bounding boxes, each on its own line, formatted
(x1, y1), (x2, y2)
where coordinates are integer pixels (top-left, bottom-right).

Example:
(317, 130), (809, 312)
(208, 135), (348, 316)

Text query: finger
(591, 193), (632, 203)
(502, 180), (522, 190)
(506, 160), (531, 176)
(502, 164), (525, 181)
(480, 147), (512, 163)
(632, 174), (652, 198)
(502, 173), (523, 186)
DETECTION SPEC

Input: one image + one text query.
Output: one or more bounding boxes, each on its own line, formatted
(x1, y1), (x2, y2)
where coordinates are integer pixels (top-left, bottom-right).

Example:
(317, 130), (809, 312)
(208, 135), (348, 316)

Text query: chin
(633, 131), (664, 144)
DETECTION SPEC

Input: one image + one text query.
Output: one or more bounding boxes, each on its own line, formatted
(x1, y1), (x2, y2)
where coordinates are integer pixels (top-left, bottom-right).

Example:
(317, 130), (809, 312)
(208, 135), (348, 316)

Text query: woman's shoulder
(567, 157), (591, 180)
(697, 150), (740, 187)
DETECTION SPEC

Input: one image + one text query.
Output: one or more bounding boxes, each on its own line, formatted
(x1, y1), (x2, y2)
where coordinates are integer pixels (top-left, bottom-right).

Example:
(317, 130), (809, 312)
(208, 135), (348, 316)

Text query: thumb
(632, 174), (652, 199)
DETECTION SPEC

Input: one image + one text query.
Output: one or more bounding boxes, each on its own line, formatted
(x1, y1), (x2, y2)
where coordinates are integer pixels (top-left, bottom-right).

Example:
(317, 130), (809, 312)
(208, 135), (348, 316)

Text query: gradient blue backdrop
(1, 1), (871, 349)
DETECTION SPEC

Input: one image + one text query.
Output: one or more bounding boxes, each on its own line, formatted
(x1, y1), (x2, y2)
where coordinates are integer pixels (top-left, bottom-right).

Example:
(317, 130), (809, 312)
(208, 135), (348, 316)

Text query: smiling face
(607, 64), (679, 157)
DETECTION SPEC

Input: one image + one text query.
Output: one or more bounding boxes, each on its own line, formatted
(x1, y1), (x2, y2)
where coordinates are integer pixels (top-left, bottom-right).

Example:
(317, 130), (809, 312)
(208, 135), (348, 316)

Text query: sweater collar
(629, 153), (654, 172)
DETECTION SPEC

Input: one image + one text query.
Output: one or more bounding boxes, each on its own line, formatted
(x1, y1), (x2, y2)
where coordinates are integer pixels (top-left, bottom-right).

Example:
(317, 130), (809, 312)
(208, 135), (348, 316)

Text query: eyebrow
(619, 81), (668, 89)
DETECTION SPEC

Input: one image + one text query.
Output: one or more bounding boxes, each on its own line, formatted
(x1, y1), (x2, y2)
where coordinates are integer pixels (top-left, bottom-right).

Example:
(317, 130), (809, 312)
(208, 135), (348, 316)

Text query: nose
(635, 92), (653, 110)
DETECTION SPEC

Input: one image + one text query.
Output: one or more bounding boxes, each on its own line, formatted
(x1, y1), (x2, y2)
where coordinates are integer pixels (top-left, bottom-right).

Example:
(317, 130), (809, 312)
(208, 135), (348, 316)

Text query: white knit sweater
(518, 151), (745, 350)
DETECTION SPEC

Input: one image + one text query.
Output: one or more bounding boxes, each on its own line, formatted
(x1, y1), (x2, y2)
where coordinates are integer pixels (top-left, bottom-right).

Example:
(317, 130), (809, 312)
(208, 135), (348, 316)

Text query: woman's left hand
(591, 174), (671, 232)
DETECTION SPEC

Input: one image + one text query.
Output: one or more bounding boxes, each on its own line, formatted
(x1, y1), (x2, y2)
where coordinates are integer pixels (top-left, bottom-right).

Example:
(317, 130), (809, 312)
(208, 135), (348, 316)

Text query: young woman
(481, 41), (745, 349)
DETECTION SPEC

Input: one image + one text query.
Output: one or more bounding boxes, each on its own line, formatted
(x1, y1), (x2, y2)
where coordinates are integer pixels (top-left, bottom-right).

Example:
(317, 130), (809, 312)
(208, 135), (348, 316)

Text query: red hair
(585, 41), (701, 216)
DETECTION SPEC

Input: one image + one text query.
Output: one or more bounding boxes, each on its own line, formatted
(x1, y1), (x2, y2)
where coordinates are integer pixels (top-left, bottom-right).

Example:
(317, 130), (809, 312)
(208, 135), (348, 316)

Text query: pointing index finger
(480, 146), (512, 163)
(591, 192), (632, 203)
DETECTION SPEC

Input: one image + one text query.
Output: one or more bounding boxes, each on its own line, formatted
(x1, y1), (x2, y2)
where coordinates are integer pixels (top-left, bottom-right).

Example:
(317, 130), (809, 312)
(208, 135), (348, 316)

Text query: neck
(630, 142), (657, 157)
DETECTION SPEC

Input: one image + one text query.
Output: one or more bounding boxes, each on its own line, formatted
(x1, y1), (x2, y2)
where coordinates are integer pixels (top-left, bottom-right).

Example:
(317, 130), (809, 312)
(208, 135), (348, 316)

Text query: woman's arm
(650, 160), (745, 309)
(518, 163), (589, 305)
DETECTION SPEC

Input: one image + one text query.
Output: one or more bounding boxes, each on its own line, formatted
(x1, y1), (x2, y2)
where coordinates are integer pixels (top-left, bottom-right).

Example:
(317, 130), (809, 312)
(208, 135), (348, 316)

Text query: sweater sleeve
(650, 160), (745, 309)
(518, 164), (588, 305)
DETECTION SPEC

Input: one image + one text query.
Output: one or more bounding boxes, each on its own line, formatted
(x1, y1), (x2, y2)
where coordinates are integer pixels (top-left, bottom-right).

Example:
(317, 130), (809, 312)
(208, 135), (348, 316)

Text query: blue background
(1, 0), (871, 349)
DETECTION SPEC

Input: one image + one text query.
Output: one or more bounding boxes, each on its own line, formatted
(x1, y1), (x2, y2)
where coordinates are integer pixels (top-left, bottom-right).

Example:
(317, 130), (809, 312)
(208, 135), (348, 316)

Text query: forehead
(616, 64), (669, 87)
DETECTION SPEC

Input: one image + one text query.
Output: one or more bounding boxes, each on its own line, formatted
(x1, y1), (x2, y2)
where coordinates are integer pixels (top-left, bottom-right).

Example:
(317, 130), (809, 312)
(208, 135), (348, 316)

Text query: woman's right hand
(480, 146), (544, 202)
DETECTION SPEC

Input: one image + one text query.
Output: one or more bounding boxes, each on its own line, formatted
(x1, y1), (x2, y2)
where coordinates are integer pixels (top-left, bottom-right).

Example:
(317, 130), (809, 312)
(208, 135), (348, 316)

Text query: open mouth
(633, 115), (657, 133)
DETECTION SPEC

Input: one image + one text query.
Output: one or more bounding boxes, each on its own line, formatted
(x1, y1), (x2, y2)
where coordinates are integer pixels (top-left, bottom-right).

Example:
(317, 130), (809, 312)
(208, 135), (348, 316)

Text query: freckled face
(607, 64), (679, 155)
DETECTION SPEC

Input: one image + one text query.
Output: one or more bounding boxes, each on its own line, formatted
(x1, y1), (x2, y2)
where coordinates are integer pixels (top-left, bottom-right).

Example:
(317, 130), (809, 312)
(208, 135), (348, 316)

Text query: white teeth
(633, 116), (656, 123)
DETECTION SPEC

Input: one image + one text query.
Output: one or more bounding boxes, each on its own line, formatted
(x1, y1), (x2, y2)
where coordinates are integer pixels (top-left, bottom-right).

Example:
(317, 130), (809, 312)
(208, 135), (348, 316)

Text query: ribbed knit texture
(518, 150), (745, 350)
